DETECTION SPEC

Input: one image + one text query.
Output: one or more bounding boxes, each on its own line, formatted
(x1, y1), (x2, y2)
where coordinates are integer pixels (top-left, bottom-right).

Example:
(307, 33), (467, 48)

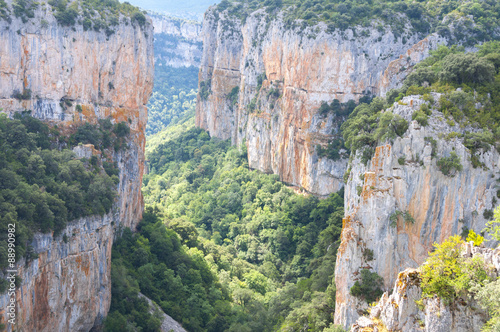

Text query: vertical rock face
(335, 95), (500, 327)
(196, 7), (445, 195)
(150, 13), (202, 68)
(0, 4), (154, 331)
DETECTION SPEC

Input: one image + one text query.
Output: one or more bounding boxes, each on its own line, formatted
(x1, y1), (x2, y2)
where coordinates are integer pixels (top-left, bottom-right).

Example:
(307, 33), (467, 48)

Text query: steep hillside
(111, 119), (345, 331)
(0, 0), (153, 330)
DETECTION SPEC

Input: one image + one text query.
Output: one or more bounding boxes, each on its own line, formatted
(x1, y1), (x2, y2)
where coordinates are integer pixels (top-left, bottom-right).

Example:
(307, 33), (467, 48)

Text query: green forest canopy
(0, 113), (128, 274)
(146, 66), (199, 136)
(105, 122), (346, 331)
(213, 0), (500, 43)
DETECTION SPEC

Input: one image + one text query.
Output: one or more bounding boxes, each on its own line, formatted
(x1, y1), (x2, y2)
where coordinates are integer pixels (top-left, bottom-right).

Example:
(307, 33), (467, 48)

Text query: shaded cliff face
(352, 244), (500, 332)
(334, 95), (500, 327)
(151, 13), (202, 68)
(196, 7), (445, 195)
(0, 4), (154, 331)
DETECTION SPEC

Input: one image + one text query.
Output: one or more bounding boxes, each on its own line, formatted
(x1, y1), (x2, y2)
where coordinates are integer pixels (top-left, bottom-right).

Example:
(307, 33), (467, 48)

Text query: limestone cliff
(150, 13), (202, 68)
(351, 243), (500, 332)
(335, 94), (500, 327)
(0, 2), (154, 331)
(196, 7), (446, 196)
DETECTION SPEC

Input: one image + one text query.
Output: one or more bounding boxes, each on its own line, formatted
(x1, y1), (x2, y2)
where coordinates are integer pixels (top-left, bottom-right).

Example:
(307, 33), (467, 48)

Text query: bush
(466, 230), (484, 246)
(350, 269), (384, 304)
(132, 12), (146, 27)
(420, 235), (490, 304)
(229, 86), (239, 108)
(199, 80), (211, 101)
(437, 152), (462, 176)
(412, 109), (429, 126)
(13, 89), (31, 100)
(483, 206), (500, 242)
(440, 53), (495, 85)
(483, 209), (494, 220)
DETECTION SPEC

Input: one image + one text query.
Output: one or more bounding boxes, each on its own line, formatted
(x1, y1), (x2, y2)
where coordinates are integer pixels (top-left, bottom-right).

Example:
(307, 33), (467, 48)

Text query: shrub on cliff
(483, 205), (500, 242)
(388, 43), (500, 141)
(439, 53), (495, 85)
(436, 151), (462, 176)
(349, 269), (384, 304)
(341, 97), (408, 157)
(420, 235), (491, 304)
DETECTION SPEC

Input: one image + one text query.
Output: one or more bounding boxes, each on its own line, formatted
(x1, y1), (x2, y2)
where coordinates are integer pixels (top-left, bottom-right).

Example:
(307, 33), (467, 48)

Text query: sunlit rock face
(150, 13), (202, 68)
(335, 95), (499, 327)
(196, 7), (445, 196)
(0, 4), (154, 331)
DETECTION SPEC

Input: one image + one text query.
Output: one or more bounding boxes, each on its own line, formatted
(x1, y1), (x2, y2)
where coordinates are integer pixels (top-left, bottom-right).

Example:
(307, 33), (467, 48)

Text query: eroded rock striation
(335, 95), (500, 327)
(196, 7), (446, 196)
(0, 4), (154, 331)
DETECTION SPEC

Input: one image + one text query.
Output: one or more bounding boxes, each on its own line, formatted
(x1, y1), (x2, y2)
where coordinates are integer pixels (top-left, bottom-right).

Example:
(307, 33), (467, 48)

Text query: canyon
(0, 3), (153, 331)
(196, 5), (499, 330)
(196, 8), (446, 196)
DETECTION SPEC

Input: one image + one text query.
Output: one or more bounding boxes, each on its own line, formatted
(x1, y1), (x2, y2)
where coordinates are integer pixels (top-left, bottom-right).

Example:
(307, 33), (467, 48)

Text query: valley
(0, 0), (499, 331)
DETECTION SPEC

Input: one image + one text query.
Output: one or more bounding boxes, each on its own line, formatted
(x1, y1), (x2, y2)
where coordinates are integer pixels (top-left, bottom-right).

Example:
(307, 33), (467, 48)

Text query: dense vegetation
(106, 122), (347, 331)
(420, 235), (490, 304)
(214, 0), (500, 43)
(418, 220), (500, 332)
(4, 0), (147, 34)
(146, 66), (199, 136)
(340, 42), (500, 167)
(387, 42), (500, 134)
(0, 113), (126, 272)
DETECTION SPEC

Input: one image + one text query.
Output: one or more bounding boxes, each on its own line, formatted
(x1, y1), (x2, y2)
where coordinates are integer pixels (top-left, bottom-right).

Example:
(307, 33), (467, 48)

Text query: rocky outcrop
(351, 243), (500, 332)
(0, 2), (153, 331)
(335, 94), (500, 327)
(138, 293), (187, 332)
(150, 13), (202, 67)
(196, 7), (446, 196)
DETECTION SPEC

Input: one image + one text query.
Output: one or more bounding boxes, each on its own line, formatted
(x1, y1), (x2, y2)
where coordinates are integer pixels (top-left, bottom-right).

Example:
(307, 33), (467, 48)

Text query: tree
(420, 235), (490, 304)
(349, 269), (383, 304)
(439, 53), (495, 85)
(483, 205), (500, 242)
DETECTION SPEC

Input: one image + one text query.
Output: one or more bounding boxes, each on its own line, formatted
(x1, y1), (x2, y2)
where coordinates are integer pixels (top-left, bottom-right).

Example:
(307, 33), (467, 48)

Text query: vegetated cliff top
(336, 42), (500, 166)
(212, 0), (500, 44)
(0, 0), (148, 35)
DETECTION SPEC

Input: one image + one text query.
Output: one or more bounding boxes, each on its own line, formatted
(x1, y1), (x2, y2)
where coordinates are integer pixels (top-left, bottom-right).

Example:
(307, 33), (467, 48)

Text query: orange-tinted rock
(335, 95), (500, 328)
(0, 6), (153, 331)
(196, 9), (445, 196)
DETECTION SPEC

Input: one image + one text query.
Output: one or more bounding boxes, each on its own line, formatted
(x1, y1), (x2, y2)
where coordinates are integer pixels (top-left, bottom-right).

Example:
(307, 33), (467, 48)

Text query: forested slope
(105, 121), (346, 331)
